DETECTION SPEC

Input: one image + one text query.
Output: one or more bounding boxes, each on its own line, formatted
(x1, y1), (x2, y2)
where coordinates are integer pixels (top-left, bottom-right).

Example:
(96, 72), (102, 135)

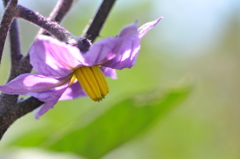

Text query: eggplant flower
(0, 17), (162, 118)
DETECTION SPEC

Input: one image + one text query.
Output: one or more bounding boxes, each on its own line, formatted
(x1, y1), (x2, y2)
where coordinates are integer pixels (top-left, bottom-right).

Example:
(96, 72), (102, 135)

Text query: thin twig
(2, 19), (23, 115)
(38, 0), (75, 36)
(9, 19), (22, 62)
(82, 0), (116, 42)
(0, 0), (21, 141)
(15, 97), (44, 120)
(0, 0), (18, 64)
(0, 96), (43, 140)
(8, 19), (23, 81)
(2, 0), (22, 81)
(2, 0), (9, 6)
(16, 5), (74, 42)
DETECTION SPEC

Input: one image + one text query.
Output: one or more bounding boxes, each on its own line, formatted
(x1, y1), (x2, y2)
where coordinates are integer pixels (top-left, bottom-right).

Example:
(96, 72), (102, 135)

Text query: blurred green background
(0, 0), (240, 159)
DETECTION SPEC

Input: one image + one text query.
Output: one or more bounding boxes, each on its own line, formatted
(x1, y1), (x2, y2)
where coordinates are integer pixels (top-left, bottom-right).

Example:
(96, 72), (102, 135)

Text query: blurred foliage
(9, 86), (191, 159)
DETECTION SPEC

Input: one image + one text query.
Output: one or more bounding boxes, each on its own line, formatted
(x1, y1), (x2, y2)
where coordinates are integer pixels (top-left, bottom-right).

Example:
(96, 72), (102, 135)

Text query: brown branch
(82, 0), (116, 42)
(0, 0), (18, 64)
(38, 0), (75, 36)
(0, 0), (75, 140)
(2, 0), (9, 6)
(0, 96), (43, 140)
(8, 19), (23, 81)
(16, 5), (73, 42)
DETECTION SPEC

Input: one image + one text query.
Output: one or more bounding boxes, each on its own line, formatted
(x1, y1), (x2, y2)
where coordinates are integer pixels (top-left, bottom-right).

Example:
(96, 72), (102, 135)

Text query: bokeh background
(0, 0), (240, 159)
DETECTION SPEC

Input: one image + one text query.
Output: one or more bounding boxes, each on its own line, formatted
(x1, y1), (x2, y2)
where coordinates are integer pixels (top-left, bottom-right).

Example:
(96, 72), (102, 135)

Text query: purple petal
(102, 34), (140, 70)
(81, 18), (161, 68)
(30, 35), (87, 77)
(101, 18), (162, 70)
(83, 37), (119, 66)
(118, 21), (138, 38)
(82, 21), (140, 67)
(30, 84), (68, 119)
(138, 17), (163, 39)
(59, 82), (87, 101)
(101, 66), (117, 79)
(0, 73), (68, 94)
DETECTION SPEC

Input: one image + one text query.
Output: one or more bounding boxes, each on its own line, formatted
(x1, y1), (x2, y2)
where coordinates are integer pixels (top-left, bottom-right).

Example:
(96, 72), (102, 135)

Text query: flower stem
(8, 19), (23, 82)
(0, 0), (18, 64)
(38, 0), (75, 36)
(16, 5), (74, 42)
(82, 0), (116, 42)
(2, 0), (22, 79)
(0, 96), (43, 140)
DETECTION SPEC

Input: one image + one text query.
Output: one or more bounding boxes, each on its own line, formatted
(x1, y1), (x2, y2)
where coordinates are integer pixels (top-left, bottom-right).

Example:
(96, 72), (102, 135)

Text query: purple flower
(0, 17), (162, 118)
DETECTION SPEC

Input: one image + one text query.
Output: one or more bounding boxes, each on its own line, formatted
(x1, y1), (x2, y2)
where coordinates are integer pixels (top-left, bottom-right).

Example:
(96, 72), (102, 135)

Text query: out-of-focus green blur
(0, 0), (240, 159)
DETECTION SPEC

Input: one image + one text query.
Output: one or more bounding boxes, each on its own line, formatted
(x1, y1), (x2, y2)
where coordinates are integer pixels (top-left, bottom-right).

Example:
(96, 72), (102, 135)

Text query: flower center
(74, 66), (109, 102)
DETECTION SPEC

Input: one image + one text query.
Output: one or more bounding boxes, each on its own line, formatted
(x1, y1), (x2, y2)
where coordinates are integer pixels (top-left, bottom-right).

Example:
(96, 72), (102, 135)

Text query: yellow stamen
(74, 66), (109, 101)
(90, 66), (109, 95)
(69, 74), (77, 86)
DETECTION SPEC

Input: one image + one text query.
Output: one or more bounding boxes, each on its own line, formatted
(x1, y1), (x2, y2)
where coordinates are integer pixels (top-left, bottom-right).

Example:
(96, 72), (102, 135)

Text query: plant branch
(0, 96), (43, 140)
(38, 0), (75, 36)
(82, 0), (116, 42)
(0, 0), (18, 64)
(2, 0), (9, 6)
(3, 18), (23, 118)
(16, 5), (74, 42)
(0, 2), (21, 139)
(0, 0), (76, 140)
(7, 19), (23, 81)
(2, 0), (22, 81)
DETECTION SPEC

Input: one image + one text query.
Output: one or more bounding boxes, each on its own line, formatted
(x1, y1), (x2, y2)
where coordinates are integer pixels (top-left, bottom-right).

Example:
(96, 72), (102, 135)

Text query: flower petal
(0, 73), (67, 94)
(82, 37), (119, 66)
(101, 66), (117, 79)
(83, 21), (141, 67)
(118, 21), (138, 38)
(30, 84), (68, 119)
(102, 18), (162, 70)
(138, 17), (163, 39)
(102, 34), (140, 70)
(30, 35), (86, 77)
(59, 82), (87, 101)
(79, 18), (161, 68)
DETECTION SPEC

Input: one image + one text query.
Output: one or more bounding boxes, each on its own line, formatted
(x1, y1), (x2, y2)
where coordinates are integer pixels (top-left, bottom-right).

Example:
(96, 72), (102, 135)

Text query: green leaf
(10, 86), (191, 159)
